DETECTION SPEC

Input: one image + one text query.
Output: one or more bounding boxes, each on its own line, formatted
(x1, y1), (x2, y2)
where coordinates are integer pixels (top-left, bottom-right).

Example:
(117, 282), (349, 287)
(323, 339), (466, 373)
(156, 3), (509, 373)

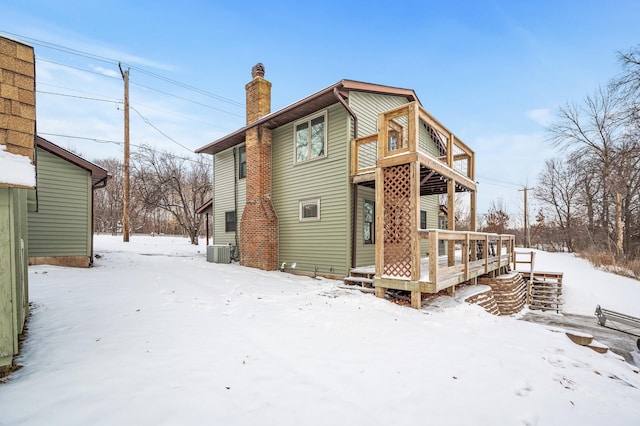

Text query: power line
(35, 57), (244, 118)
(38, 81), (121, 100)
(476, 174), (522, 188)
(37, 90), (121, 104)
(36, 57), (121, 80)
(37, 132), (206, 164)
(1, 29), (243, 107)
(131, 81), (244, 118)
(130, 105), (193, 153)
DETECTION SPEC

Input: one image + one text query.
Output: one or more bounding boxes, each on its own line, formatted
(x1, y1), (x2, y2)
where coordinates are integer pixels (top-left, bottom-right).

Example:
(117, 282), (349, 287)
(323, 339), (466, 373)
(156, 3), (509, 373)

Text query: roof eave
(36, 136), (110, 185)
(195, 79), (420, 156)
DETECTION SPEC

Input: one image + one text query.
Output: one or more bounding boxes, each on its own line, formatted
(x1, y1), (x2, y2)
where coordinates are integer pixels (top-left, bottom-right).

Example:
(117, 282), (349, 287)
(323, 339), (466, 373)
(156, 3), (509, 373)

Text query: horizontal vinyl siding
(350, 92), (409, 170)
(349, 91), (408, 136)
(28, 148), (90, 257)
(419, 195), (440, 257)
(419, 123), (442, 157)
(272, 103), (350, 276)
(213, 146), (245, 246)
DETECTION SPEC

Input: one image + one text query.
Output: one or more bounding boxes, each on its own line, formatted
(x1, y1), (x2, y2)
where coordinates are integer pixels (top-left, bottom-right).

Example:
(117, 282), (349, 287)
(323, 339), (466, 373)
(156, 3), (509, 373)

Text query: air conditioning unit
(207, 244), (231, 264)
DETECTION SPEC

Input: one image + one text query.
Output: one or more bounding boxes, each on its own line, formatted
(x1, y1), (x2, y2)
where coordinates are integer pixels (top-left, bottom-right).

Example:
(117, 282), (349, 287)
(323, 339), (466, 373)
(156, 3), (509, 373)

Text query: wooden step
(343, 276), (374, 287)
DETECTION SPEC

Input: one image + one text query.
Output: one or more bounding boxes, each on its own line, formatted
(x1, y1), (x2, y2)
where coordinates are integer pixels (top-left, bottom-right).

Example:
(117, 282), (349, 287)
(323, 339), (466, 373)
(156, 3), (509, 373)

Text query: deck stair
(344, 268), (375, 288)
(515, 251), (563, 313)
(528, 272), (563, 313)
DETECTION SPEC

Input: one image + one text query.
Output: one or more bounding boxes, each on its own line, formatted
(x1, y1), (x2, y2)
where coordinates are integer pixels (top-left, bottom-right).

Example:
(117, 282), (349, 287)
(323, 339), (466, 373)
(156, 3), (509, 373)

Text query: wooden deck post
(463, 233), (470, 282)
(470, 191), (477, 232)
(411, 290), (422, 309)
(447, 178), (455, 267)
(429, 230), (439, 286)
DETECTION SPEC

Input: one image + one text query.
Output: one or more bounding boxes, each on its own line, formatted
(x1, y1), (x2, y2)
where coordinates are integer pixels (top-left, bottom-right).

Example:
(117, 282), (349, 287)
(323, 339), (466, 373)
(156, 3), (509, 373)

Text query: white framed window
(294, 111), (327, 163)
(299, 198), (320, 221)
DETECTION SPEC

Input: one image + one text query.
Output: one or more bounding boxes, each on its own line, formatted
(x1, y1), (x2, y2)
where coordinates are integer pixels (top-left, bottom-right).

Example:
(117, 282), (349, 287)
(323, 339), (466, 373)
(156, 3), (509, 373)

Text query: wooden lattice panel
(382, 164), (413, 277)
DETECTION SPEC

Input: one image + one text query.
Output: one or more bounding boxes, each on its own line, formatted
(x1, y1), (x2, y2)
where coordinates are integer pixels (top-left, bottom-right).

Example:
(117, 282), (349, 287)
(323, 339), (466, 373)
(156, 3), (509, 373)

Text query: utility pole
(119, 63), (130, 242)
(519, 186), (533, 248)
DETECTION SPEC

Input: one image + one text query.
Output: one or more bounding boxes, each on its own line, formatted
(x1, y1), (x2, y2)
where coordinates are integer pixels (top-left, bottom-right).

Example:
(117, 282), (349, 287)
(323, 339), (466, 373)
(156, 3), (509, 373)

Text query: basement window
(295, 112), (327, 163)
(363, 199), (375, 244)
(225, 211), (236, 232)
(299, 198), (320, 221)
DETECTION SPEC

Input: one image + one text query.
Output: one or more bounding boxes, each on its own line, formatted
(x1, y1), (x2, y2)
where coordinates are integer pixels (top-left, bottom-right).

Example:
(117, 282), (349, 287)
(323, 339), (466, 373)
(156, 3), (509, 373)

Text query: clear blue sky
(2, 0), (639, 219)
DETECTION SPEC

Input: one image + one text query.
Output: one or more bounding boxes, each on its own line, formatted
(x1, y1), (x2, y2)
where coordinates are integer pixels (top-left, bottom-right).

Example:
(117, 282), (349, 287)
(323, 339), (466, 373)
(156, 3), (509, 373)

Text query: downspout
(90, 175), (110, 265)
(233, 147), (239, 260)
(90, 188), (95, 266)
(333, 87), (359, 270)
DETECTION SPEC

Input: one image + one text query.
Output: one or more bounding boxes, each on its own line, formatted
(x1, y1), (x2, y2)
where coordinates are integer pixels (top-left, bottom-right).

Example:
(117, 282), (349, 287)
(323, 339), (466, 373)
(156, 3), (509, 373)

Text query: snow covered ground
(1, 236), (639, 425)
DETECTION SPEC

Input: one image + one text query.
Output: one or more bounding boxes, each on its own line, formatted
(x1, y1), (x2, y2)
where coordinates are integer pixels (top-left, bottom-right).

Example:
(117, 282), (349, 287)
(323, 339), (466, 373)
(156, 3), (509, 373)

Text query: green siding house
(196, 66), (445, 278)
(28, 137), (109, 268)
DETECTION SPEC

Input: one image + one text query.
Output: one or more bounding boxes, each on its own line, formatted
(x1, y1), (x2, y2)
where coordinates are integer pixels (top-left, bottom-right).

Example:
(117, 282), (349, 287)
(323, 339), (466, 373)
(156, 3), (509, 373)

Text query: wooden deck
(347, 101), (515, 309)
(374, 230), (516, 308)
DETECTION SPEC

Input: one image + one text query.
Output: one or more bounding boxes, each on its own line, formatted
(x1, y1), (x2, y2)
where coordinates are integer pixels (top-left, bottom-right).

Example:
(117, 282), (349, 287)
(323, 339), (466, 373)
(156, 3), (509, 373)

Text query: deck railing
(417, 229), (515, 292)
(350, 102), (475, 181)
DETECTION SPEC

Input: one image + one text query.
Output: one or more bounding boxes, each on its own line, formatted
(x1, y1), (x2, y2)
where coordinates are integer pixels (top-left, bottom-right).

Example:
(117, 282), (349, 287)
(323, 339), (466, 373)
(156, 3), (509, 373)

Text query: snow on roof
(0, 145), (36, 187)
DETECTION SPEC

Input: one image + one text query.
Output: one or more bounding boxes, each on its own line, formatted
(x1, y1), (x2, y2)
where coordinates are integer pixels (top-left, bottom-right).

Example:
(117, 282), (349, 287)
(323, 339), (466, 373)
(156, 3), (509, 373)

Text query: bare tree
(94, 158), (123, 235)
(548, 85), (626, 251)
(534, 157), (583, 252)
(614, 45), (640, 117)
(133, 146), (211, 244)
(482, 198), (510, 234)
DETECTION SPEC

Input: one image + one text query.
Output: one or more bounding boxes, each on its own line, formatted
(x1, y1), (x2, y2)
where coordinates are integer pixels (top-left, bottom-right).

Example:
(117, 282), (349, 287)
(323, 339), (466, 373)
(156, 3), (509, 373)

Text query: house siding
(213, 145), (246, 247)
(208, 90), (444, 275)
(28, 148), (91, 258)
(272, 103), (350, 276)
(0, 188), (29, 368)
(349, 91), (408, 136)
(419, 195), (441, 256)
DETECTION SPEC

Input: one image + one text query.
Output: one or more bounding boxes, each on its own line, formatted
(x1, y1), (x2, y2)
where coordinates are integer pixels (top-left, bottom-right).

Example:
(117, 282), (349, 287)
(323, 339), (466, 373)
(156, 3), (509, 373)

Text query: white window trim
(293, 110), (328, 164)
(299, 198), (321, 222)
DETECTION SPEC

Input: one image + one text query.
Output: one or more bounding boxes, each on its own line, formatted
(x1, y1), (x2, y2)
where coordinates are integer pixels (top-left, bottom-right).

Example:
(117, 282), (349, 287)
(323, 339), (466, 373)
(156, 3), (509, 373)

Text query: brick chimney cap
(252, 63), (265, 79)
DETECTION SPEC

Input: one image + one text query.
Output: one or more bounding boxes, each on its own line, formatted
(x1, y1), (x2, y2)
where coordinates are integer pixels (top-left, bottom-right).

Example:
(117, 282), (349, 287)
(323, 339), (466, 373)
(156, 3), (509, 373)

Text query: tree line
(533, 46), (640, 261)
(93, 146), (211, 245)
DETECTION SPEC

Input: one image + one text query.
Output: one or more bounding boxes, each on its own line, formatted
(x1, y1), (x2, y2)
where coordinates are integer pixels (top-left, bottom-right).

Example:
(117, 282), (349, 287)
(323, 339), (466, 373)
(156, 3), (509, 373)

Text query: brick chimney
(240, 64), (278, 270)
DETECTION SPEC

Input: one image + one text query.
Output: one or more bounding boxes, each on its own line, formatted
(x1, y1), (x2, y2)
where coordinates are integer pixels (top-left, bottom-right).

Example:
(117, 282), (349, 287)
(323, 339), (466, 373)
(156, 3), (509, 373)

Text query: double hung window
(295, 112), (326, 163)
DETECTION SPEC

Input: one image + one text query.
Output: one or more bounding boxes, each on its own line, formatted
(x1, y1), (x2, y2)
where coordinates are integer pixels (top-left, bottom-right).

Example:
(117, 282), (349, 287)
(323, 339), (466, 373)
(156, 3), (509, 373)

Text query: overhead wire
(2, 29), (243, 108)
(37, 90), (121, 104)
(35, 57), (244, 118)
(130, 105), (193, 152)
(38, 132), (208, 165)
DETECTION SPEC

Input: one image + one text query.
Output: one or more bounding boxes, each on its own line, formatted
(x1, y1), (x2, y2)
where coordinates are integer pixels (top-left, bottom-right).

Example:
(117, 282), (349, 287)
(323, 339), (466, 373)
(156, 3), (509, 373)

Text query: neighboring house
(28, 136), (110, 268)
(1, 36), (35, 370)
(196, 65), (458, 278)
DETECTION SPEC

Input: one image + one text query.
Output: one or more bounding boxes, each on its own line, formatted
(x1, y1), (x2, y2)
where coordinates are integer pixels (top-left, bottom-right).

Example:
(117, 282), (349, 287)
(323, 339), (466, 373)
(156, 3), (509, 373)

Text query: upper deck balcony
(350, 101), (476, 195)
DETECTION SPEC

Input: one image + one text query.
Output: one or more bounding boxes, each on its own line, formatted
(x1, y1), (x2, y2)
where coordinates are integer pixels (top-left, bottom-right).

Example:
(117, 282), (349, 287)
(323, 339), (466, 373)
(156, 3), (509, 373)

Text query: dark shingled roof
(195, 79), (419, 155)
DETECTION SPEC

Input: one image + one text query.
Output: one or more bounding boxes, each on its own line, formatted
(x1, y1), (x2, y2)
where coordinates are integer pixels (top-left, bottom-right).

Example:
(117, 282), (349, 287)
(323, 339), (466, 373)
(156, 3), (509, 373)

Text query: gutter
(333, 87), (360, 271)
